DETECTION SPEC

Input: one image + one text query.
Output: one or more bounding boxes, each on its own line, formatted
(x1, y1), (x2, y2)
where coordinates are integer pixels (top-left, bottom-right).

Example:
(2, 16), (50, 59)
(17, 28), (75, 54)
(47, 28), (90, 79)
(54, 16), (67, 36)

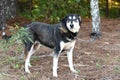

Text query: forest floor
(0, 17), (120, 80)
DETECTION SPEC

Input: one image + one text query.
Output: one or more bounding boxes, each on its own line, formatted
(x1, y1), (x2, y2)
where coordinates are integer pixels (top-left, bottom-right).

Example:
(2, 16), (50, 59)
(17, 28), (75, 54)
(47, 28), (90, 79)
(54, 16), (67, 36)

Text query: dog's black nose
(70, 24), (74, 28)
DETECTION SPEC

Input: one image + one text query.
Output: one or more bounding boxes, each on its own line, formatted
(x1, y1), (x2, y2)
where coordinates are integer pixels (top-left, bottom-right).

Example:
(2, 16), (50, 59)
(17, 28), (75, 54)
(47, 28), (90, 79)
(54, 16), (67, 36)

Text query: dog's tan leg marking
(67, 41), (77, 73)
(53, 41), (67, 77)
(67, 42), (77, 74)
(25, 41), (41, 73)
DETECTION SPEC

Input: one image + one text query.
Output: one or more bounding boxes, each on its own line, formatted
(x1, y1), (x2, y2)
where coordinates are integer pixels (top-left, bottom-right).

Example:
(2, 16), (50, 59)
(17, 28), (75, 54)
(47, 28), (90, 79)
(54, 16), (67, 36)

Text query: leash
(76, 33), (101, 43)
(76, 38), (95, 43)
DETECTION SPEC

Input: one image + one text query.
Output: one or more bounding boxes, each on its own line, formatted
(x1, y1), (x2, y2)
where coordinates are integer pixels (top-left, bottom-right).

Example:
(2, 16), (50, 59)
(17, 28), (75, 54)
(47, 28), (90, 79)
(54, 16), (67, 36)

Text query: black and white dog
(24, 14), (82, 77)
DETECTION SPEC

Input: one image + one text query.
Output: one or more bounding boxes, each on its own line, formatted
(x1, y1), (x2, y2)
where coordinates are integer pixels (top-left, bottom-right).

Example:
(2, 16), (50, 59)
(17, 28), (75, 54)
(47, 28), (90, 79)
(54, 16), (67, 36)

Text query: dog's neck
(59, 23), (78, 42)
(65, 32), (78, 42)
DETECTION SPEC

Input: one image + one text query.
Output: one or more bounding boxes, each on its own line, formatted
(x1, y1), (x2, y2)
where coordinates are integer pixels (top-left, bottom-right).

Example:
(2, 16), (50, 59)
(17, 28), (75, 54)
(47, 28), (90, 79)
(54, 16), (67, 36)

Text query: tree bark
(90, 0), (101, 40)
(0, 0), (16, 30)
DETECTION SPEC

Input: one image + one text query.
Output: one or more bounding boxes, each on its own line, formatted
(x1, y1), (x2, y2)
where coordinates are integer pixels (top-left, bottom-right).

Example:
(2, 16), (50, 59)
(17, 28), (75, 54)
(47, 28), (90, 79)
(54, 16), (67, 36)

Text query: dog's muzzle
(70, 24), (74, 28)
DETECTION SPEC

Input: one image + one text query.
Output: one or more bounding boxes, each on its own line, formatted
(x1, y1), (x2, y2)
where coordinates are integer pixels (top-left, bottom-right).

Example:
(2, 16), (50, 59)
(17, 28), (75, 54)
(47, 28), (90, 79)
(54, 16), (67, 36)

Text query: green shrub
(19, 0), (90, 23)
(0, 25), (33, 50)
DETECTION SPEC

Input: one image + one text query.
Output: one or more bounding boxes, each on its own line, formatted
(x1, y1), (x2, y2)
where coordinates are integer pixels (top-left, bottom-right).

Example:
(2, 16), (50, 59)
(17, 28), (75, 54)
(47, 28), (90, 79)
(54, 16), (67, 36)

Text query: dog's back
(24, 22), (61, 49)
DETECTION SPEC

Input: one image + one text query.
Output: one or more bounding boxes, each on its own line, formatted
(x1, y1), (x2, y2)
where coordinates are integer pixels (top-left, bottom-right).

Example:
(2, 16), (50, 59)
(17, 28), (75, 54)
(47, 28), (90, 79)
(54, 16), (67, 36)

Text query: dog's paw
(25, 69), (30, 73)
(53, 74), (58, 77)
(72, 69), (78, 74)
(28, 63), (32, 67)
(25, 65), (30, 73)
(53, 72), (58, 77)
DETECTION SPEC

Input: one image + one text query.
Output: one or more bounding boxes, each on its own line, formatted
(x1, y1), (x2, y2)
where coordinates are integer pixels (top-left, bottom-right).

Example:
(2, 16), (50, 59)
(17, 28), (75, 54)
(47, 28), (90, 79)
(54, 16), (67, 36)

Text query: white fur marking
(25, 41), (40, 73)
(60, 41), (76, 50)
(73, 16), (76, 20)
(66, 19), (80, 33)
(69, 16), (72, 19)
(25, 45), (34, 73)
(67, 42), (77, 73)
(53, 56), (59, 77)
(60, 41), (77, 73)
(2, 32), (5, 36)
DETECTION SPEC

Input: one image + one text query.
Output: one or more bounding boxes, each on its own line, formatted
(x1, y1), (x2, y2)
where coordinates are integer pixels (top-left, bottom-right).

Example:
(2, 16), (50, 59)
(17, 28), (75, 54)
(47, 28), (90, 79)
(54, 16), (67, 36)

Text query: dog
(23, 14), (82, 77)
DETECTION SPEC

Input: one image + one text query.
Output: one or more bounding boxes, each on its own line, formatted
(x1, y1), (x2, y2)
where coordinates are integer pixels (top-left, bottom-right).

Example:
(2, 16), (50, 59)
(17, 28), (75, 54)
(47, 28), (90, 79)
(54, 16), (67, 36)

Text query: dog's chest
(60, 40), (76, 50)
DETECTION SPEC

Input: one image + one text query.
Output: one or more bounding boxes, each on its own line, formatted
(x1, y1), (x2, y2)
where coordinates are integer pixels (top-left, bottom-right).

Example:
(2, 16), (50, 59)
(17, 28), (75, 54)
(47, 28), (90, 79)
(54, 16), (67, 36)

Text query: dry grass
(0, 18), (120, 80)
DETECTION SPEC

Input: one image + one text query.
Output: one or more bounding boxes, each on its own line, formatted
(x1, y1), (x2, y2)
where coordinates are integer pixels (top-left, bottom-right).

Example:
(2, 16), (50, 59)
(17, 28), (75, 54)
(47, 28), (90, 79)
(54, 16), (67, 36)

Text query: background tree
(90, 0), (101, 40)
(106, 0), (109, 17)
(1, 0), (120, 40)
(0, 0), (16, 30)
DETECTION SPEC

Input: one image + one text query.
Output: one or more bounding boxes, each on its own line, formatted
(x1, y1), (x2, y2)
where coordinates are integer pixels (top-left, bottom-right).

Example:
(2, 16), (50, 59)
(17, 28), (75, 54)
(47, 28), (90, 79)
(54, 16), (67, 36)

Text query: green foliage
(0, 25), (33, 50)
(109, 7), (120, 18)
(99, 0), (120, 18)
(19, 0), (120, 21)
(19, 0), (90, 23)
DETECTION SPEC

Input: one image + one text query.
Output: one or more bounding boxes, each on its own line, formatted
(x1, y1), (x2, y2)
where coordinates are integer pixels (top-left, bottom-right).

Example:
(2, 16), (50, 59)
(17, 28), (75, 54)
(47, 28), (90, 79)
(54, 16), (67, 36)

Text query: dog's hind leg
(25, 44), (34, 73)
(24, 47), (32, 68)
(25, 41), (40, 73)
(53, 54), (59, 77)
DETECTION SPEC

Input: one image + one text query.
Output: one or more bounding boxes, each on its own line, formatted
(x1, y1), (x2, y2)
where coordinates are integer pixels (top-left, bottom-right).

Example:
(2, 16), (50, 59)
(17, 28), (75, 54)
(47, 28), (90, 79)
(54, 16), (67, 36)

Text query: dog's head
(61, 14), (82, 33)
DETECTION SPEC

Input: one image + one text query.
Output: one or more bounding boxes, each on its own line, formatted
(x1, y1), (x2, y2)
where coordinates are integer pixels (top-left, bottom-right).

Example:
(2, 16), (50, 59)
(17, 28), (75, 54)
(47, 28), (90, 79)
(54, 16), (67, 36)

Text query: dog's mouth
(69, 27), (80, 33)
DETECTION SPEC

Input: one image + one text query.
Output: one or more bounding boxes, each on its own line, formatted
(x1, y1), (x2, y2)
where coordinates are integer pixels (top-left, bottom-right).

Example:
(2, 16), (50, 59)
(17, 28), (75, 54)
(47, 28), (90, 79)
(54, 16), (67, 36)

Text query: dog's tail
(1, 23), (30, 40)
(2, 26), (11, 40)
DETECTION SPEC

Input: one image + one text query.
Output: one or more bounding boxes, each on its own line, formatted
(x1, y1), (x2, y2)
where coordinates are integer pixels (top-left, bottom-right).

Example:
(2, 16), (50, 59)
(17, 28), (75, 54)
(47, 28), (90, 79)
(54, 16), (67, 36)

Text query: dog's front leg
(67, 42), (77, 74)
(53, 45), (62, 77)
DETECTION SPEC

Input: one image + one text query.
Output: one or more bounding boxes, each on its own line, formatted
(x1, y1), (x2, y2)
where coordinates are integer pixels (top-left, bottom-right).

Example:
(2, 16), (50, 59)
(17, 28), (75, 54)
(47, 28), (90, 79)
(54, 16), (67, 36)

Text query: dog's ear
(61, 16), (67, 26)
(78, 15), (82, 23)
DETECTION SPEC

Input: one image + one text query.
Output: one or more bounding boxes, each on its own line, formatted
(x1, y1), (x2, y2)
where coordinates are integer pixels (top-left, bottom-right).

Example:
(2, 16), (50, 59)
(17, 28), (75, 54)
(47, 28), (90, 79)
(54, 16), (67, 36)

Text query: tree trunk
(0, 0), (16, 30)
(106, 0), (109, 17)
(90, 0), (101, 40)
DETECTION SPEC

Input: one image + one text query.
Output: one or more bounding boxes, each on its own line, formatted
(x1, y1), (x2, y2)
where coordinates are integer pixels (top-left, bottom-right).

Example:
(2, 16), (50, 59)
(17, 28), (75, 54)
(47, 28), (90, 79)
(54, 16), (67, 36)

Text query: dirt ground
(0, 17), (120, 80)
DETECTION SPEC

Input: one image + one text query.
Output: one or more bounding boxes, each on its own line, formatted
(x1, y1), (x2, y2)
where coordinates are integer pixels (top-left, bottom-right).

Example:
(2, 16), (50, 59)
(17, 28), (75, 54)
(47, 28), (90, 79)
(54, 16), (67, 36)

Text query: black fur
(24, 21), (78, 53)
(24, 14), (82, 77)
